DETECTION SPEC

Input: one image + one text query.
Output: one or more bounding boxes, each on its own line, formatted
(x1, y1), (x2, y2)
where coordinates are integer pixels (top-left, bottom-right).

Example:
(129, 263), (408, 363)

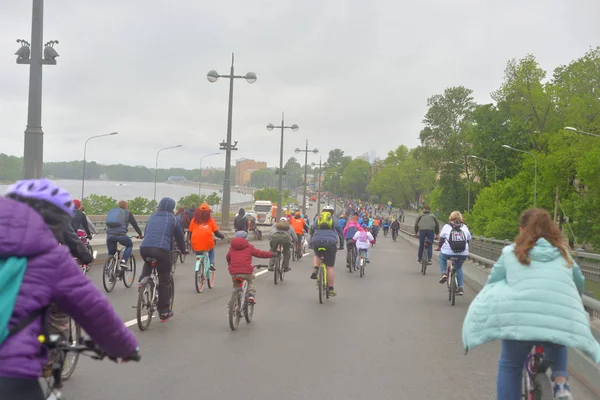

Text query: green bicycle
(194, 250), (214, 293)
(316, 247), (330, 304)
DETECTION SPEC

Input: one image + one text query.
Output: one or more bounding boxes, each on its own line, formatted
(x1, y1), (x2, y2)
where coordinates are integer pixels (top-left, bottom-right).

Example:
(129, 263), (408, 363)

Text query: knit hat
(235, 231), (248, 239)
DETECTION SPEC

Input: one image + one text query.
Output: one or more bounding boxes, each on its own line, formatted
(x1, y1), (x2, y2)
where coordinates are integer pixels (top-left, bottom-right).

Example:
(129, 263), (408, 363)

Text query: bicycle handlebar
(46, 335), (141, 363)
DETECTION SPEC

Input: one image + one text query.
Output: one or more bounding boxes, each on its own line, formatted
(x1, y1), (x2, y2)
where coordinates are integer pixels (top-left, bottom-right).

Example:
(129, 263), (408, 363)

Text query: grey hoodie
(414, 210), (440, 234)
(269, 220), (298, 242)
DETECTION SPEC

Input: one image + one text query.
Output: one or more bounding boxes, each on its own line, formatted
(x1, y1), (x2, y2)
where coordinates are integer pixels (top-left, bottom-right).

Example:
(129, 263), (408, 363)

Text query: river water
(0, 179), (253, 204)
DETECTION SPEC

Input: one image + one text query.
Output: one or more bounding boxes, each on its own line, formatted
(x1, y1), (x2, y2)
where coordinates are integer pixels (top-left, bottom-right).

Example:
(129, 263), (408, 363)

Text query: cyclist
(390, 218), (400, 240)
(382, 218), (390, 237)
(309, 205), (344, 296)
(290, 212), (308, 259)
(188, 203), (226, 271)
(175, 206), (190, 230)
(353, 224), (374, 266)
(80, 206), (97, 235)
(414, 205), (439, 265)
(227, 231), (274, 304)
(70, 199), (92, 241)
(268, 217), (297, 272)
(462, 208), (600, 399)
(338, 214), (346, 229)
(343, 212), (360, 268)
(0, 180), (139, 400)
(139, 197), (187, 321)
(435, 211), (472, 295)
(105, 200), (143, 269)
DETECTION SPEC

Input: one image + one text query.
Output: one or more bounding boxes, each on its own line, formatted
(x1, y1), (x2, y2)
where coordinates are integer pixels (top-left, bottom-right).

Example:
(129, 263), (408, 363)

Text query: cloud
(1, 0), (599, 170)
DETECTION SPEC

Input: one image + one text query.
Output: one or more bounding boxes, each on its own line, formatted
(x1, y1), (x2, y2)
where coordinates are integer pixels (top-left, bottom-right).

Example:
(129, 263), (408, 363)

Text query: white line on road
(122, 253), (311, 328)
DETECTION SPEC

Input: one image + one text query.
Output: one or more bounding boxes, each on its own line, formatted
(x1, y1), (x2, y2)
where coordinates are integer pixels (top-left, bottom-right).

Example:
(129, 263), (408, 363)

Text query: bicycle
(346, 241), (357, 273)
(102, 236), (138, 293)
(228, 265), (267, 331)
(135, 257), (175, 330)
(171, 249), (180, 274)
(315, 247), (330, 304)
(273, 246), (285, 285)
(522, 344), (555, 399)
(181, 231), (191, 263)
(42, 335), (140, 400)
(358, 248), (368, 278)
(77, 230), (94, 258)
(294, 235), (304, 260)
(421, 237), (432, 275)
(446, 256), (459, 306)
(194, 250), (215, 293)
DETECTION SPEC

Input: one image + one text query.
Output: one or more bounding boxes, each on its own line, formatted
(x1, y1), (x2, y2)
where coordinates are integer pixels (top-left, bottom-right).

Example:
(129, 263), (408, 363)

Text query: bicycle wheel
(171, 252), (178, 274)
(532, 373), (553, 400)
(274, 254), (280, 285)
(360, 254), (365, 278)
(228, 291), (241, 331)
(136, 282), (153, 330)
(195, 269), (204, 293)
(123, 255), (136, 288)
(421, 257), (427, 275)
(169, 275), (175, 311)
(280, 259), (285, 282)
(207, 262), (215, 289)
(86, 244), (94, 258)
(179, 249), (187, 264)
(318, 266), (324, 304)
(61, 318), (81, 380)
(291, 246), (296, 262)
(244, 295), (254, 323)
(347, 249), (353, 273)
(450, 270), (457, 306)
(102, 257), (117, 292)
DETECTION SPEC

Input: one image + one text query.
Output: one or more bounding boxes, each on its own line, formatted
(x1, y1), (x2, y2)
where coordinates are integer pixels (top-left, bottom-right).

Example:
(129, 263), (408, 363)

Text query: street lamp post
(207, 54), (256, 230)
(311, 158), (329, 215)
(295, 140), (318, 216)
(502, 145), (537, 207)
(16, 0), (60, 178)
(468, 155), (497, 182)
(198, 152), (220, 197)
(153, 145), (182, 202)
(564, 126), (600, 138)
(267, 113), (299, 219)
(81, 132), (118, 199)
(449, 161), (471, 213)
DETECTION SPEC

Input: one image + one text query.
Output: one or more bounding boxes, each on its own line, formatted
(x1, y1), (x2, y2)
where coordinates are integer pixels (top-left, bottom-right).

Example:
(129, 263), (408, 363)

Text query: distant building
(235, 159), (267, 186)
(167, 176), (186, 183)
(357, 152), (370, 162)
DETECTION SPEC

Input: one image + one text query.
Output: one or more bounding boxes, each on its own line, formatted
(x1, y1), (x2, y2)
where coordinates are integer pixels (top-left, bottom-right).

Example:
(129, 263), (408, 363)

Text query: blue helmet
(5, 179), (74, 216)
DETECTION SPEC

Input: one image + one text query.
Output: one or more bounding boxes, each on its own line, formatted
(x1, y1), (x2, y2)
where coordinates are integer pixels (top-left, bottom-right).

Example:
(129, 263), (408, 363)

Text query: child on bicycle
(462, 208), (600, 399)
(352, 224), (375, 266)
(226, 231), (274, 304)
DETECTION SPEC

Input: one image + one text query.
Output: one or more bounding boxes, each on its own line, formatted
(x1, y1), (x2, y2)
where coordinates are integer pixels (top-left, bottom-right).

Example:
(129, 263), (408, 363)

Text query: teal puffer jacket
(462, 238), (600, 363)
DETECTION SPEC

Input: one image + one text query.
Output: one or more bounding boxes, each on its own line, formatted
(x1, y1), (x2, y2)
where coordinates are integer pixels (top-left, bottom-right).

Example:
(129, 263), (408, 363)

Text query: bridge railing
(399, 223), (600, 319)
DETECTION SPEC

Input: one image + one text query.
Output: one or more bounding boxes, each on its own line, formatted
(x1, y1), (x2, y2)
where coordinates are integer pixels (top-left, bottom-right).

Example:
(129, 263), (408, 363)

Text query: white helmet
(322, 205), (334, 212)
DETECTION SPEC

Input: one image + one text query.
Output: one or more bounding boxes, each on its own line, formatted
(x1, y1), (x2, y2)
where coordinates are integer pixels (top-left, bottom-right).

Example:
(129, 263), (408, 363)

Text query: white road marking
(122, 253), (311, 328)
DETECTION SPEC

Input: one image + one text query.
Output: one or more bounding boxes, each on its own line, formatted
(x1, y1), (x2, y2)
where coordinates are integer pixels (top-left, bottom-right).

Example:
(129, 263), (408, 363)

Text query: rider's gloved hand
(110, 347), (141, 363)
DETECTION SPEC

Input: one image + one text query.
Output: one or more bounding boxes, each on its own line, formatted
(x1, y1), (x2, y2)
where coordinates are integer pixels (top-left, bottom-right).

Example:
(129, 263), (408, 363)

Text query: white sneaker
(553, 381), (573, 399)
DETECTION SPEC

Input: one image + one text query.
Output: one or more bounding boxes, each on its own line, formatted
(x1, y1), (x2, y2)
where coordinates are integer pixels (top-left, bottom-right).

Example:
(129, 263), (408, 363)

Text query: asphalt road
(60, 232), (598, 399)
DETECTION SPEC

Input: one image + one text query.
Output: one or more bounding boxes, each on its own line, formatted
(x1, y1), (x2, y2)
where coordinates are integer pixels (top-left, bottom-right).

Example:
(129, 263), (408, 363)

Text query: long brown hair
(514, 208), (573, 267)
(193, 208), (211, 224)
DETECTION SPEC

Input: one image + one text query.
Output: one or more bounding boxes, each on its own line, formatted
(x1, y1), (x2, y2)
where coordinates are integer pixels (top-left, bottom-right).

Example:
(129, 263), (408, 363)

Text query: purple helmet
(5, 179), (74, 216)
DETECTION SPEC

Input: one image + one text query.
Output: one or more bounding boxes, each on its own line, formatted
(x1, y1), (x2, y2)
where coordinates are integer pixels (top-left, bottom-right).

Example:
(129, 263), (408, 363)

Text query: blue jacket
(310, 216), (344, 248)
(462, 239), (600, 363)
(140, 198), (186, 253)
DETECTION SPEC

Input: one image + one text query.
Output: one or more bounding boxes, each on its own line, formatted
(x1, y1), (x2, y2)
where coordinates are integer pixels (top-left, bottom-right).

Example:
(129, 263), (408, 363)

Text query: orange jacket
(189, 218), (219, 251)
(290, 217), (306, 235)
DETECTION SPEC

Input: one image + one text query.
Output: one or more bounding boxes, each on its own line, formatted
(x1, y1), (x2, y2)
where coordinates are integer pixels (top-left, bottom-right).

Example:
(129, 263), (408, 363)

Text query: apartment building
(235, 159), (267, 186)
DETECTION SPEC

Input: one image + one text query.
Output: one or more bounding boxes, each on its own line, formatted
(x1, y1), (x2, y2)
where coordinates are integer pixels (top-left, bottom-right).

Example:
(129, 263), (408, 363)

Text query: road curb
(398, 233), (600, 397)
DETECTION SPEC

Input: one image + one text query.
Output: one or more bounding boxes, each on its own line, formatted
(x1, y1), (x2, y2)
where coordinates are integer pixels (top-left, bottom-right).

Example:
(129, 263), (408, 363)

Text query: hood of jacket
(230, 237), (250, 251)
(238, 208), (245, 216)
(528, 238), (565, 263)
(275, 220), (291, 231)
(0, 197), (57, 258)
(158, 197), (176, 212)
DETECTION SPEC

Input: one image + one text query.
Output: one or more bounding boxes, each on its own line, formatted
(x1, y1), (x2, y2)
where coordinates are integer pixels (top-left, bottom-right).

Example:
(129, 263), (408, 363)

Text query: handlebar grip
(254, 264), (269, 269)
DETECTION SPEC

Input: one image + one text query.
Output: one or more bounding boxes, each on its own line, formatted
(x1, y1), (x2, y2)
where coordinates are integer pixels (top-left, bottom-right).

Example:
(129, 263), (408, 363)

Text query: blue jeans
(439, 253), (467, 287)
(209, 248), (215, 264)
(106, 235), (133, 261)
(417, 230), (434, 261)
(498, 340), (568, 399)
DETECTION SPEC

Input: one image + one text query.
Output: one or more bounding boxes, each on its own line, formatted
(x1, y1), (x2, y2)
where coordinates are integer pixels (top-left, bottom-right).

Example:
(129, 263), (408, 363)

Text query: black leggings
(139, 247), (172, 315)
(0, 377), (45, 400)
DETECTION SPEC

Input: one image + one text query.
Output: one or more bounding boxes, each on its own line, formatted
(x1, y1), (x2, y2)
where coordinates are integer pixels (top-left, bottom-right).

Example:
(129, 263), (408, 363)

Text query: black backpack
(448, 222), (467, 253)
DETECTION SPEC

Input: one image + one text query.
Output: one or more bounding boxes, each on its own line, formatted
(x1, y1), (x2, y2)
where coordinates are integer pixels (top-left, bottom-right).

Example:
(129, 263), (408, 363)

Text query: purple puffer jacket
(0, 197), (138, 379)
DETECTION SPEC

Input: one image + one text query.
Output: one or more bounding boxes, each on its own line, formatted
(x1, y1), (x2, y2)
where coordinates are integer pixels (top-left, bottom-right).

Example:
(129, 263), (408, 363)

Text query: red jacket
(226, 238), (274, 275)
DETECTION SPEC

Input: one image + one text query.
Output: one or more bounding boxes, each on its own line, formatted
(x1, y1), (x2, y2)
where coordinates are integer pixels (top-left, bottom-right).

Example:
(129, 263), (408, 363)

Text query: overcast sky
(1, 0), (598, 170)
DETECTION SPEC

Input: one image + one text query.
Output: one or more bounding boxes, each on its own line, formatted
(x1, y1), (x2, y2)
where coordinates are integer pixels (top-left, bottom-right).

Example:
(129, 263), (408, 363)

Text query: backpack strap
(6, 306), (48, 340)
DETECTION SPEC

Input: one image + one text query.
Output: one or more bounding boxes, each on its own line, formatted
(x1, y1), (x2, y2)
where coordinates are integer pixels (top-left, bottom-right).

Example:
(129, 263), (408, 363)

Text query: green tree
(326, 149), (352, 171)
(178, 194), (207, 209)
(128, 196), (154, 214)
(340, 159), (371, 198)
(254, 188), (278, 202)
(249, 168), (276, 188)
(206, 192), (221, 206)
(81, 194), (118, 214)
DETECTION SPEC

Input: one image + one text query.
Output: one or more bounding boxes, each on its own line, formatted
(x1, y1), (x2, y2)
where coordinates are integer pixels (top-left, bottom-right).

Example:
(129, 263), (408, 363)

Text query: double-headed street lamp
(564, 126), (600, 138)
(502, 145), (537, 207)
(207, 53), (257, 229)
(267, 113), (299, 219)
(198, 152), (220, 196)
(449, 161), (471, 213)
(16, 1), (61, 178)
(295, 140), (318, 215)
(468, 155), (497, 182)
(153, 145), (182, 202)
(81, 132), (118, 199)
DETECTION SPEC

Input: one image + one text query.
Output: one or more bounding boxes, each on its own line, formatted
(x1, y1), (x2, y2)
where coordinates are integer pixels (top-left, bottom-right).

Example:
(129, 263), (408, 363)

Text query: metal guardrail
(399, 223), (600, 319)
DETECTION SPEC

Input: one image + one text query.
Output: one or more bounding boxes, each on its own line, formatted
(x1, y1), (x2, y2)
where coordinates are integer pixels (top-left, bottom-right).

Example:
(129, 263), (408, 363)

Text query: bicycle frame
(233, 277), (248, 311)
(523, 345), (554, 399)
(357, 248), (368, 267)
(195, 251), (210, 275)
